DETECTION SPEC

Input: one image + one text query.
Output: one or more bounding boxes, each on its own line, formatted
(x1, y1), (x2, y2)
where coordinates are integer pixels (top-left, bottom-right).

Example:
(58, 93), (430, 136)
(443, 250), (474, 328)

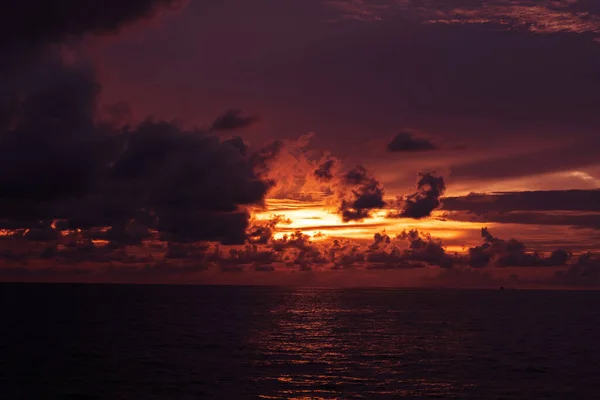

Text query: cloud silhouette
(337, 166), (386, 222)
(554, 252), (600, 287)
(468, 228), (572, 267)
(211, 109), (260, 131)
(390, 172), (446, 219)
(0, 0), (277, 245)
(314, 159), (337, 182)
(387, 131), (437, 152)
(444, 190), (600, 213)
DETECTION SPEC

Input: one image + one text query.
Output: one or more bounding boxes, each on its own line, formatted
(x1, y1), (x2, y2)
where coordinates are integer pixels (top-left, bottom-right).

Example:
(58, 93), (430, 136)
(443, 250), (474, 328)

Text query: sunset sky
(2, 0), (600, 287)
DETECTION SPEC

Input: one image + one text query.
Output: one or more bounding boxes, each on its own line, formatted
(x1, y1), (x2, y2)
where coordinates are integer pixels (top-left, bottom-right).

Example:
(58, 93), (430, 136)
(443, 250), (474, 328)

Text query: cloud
(3, 0), (600, 286)
(326, 0), (600, 39)
(0, 0), (183, 207)
(138, 228), (456, 273)
(443, 190), (600, 213)
(207, 244), (279, 271)
(387, 131), (437, 152)
(0, 2), (184, 228)
(324, 0), (389, 22)
(1, 222), (594, 287)
(1, 114), (276, 244)
(390, 172), (446, 219)
(210, 109), (260, 132)
(253, 135), (331, 202)
(268, 231), (329, 270)
(254, 138), (446, 223)
(442, 190), (600, 229)
(467, 227), (572, 267)
(93, 220), (153, 245)
(423, 1), (600, 37)
(444, 210), (600, 230)
(247, 215), (292, 244)
(0, 0), (182, 46)
(363, 229), (454, 269)
(337, 165), (386, 222)
(314, 159), (337, 182)
(115, 125), (275, 243)
(396, 229), (455, 267)
(0, 0), (184, 131)
(553, 252), (600, 286)
(0, 0), (279, 246)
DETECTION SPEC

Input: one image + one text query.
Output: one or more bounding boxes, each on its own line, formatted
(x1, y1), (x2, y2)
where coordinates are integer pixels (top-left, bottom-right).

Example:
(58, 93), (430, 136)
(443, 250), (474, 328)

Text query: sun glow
(254, 198), (491, 248)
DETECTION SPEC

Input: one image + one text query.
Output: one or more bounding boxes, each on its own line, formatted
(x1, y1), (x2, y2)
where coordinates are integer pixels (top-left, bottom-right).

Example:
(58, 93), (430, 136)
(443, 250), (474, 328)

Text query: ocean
(1, 284), (599, 399)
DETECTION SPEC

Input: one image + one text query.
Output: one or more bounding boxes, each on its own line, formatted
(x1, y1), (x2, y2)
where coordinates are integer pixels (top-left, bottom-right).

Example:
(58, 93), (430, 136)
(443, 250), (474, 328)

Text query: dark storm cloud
(0, 0), (185, 203)
(0, 0), (182, 46)
(0, 0), (183, 131)
(210, 109), (260, 132)
(109, 121), (275, 243)
(0, 106), (274, 244)
(392, 172), (446, 219)
(387, 131), (437, 152)
(0, 0), (277, 245)
(0, 64), (112, 208)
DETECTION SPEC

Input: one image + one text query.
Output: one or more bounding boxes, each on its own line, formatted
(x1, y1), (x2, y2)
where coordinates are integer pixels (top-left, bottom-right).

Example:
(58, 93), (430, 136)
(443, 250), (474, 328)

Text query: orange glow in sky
(254, 199), (490, 252)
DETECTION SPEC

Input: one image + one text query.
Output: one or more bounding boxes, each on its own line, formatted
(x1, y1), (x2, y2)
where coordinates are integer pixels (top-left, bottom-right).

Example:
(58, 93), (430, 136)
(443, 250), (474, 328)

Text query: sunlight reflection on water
(250, 288), (474, 399)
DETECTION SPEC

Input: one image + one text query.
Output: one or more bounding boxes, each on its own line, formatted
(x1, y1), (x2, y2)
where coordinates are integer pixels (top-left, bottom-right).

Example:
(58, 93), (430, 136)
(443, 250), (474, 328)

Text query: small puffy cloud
(387, 131), (437, 152)
(210, 109), (260, 132)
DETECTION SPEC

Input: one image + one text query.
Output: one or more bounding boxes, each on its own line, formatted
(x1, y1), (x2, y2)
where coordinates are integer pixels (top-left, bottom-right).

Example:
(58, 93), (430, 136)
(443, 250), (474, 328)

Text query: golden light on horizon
(254, 198), (492, 248)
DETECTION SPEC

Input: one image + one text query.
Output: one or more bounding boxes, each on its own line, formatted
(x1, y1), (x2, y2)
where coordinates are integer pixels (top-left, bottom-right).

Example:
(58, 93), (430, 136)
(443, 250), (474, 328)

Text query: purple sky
(98, 0), (600, 193)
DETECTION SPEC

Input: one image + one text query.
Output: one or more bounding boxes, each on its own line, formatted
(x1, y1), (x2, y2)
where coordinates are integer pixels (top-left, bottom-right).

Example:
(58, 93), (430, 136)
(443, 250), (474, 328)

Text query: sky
(1, 0), (600, 288)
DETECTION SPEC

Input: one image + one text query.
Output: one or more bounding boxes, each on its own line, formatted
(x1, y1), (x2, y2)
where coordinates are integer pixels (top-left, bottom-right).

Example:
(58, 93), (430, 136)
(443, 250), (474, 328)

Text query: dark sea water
(1, 284), (600, 399)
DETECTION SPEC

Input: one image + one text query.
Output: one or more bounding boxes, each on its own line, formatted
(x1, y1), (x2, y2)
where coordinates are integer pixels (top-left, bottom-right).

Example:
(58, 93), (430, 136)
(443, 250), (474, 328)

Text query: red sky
(1, 0), (600, 288)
